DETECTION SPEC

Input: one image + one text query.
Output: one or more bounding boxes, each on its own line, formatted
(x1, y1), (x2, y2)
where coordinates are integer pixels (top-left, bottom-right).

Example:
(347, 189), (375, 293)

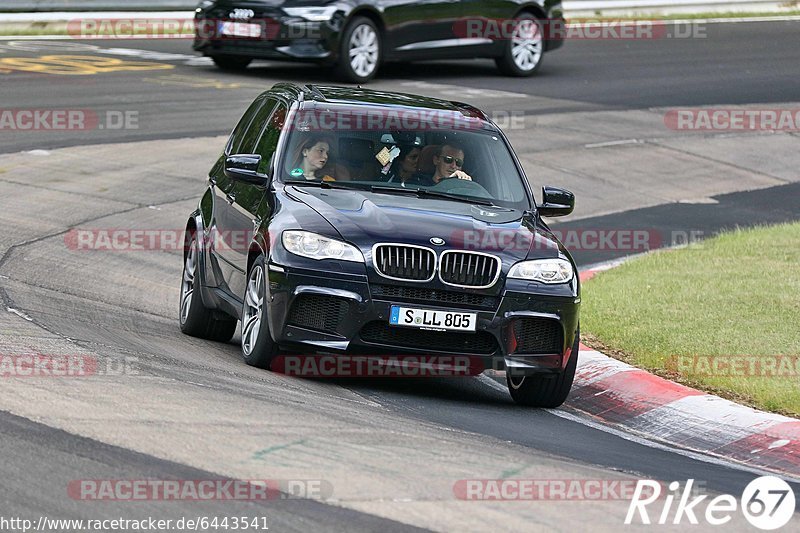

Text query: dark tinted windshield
(278, 105), (532, 211)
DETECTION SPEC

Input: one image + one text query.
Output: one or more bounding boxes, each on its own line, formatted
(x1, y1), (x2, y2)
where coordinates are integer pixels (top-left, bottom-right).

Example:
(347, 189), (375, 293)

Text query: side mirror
(538, 186), (575, 217)
(224, 154), (269, 185)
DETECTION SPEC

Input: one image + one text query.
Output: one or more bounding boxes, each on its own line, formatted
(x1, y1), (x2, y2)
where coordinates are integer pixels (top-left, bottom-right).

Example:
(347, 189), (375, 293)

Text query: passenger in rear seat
(384, 144), (422, 186)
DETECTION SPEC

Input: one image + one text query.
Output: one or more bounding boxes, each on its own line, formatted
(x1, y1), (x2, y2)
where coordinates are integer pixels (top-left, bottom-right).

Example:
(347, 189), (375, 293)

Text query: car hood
(286, 186), (564, 263)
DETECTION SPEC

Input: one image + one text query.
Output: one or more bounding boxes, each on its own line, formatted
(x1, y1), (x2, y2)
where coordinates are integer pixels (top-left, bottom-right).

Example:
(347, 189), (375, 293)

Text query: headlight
(508, 259), (574, 284)
(282, 231), (364, 262)
(283, 6), (338, 21)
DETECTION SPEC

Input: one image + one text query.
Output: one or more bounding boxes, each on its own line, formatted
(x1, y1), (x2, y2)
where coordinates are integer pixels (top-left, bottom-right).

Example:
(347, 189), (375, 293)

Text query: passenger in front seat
(290, 134), (338, 181)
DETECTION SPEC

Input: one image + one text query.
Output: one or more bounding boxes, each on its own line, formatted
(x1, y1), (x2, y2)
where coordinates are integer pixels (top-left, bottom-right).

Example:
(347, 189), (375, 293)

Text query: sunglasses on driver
(439, 155), (464, 168)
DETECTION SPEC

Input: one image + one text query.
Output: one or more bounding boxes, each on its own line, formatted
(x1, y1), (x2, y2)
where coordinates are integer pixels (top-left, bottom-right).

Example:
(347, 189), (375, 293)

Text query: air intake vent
(287, 294), (349, 335)
(512, 318), (564, 354)
(373, 244), (435, 282)
(439, 251), (500, 288)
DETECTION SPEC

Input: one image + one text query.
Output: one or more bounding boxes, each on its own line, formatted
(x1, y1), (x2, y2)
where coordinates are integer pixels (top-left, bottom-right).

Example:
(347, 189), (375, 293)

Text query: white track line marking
(476, 374), (800, 483)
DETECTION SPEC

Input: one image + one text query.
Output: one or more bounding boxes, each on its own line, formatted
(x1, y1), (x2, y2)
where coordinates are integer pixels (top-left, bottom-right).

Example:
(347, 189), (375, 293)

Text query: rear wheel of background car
(179, 231), (237, 342)
(506, 329), (579, 407)
(495, 14), (544, 77)
(211, 55), (253, 71)
(336, 17), (381, 83)
(241, 255), (279, 369)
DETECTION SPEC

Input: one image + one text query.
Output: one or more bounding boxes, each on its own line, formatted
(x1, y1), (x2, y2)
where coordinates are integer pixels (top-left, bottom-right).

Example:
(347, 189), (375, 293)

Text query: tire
(241, 255), (279, 369)
(211, 55), (253, 71)
(179, 231), (237, 342)
(335, 17), (382, 83)
(506, 329), (579, 407)
(495, 14), (544, 77)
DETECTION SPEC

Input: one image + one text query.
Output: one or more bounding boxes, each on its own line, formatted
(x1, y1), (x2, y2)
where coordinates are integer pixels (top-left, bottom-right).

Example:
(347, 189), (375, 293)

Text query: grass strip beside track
(582, 222), (800, 417)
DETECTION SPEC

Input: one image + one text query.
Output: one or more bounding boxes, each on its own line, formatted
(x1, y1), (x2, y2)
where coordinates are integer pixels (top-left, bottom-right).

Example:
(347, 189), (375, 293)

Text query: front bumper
(193, 11), (342, 61)
(266, 263), (580, 375)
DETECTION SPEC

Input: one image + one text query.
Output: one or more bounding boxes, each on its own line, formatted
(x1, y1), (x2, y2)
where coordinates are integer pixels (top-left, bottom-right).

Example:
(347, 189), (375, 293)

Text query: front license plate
(390, 306), (477, 332)
(219, 21), (262, 38)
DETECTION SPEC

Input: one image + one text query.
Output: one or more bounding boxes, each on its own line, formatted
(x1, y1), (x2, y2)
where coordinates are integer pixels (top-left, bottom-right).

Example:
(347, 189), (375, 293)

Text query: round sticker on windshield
(291, 168), (304, 177)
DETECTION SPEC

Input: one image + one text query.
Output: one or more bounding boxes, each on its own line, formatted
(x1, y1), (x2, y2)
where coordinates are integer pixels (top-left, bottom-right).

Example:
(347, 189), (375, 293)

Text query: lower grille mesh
(360, 321), (498, 354)
(371, 284), (498, 309)
(512, 318), (563, 354)
(287, 294), (349, 335)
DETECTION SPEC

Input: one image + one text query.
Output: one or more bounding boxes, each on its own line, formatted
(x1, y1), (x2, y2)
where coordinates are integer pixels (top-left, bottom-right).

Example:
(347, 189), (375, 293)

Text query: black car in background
(193, 0), (565, 82)
(180, 83), (580, 406)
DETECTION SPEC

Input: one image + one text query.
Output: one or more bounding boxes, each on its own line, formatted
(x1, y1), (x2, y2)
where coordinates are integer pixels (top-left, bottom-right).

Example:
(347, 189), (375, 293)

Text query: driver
(419, 143), (473, 185)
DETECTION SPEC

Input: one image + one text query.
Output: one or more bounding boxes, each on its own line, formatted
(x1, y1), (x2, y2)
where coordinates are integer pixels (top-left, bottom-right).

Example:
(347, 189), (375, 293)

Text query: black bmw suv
(193, 0), (565, 82)
(180, 83), (580, 406)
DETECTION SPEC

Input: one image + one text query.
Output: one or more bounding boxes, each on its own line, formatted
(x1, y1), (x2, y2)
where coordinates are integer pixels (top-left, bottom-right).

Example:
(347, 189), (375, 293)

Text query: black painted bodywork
(193, 0), (564, 65)
(186, 83), (580, 374)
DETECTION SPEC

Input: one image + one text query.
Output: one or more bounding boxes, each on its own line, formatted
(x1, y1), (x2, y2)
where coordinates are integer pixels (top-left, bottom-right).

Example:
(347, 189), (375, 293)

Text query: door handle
(225, 192), (235, 205)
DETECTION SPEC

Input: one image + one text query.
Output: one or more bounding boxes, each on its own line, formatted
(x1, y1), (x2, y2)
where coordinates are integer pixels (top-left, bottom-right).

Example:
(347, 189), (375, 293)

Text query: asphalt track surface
(1, 20), (799, 532)
(0, 19), (799, 153)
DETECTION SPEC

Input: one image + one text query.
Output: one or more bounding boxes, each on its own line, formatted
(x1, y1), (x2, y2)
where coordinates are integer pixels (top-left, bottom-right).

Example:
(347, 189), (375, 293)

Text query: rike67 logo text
(626, 477), (796, 530)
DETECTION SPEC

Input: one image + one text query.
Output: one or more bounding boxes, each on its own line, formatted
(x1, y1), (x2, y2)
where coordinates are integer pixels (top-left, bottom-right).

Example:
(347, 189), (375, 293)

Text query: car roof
(268, 82), (493, 125)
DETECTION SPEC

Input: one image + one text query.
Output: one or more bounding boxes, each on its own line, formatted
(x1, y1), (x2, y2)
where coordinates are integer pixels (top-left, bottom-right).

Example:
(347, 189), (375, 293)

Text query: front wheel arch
(342, 8), (385, 53)
(183, 215), (198, 263)
(495, 13), (545, 77)
(506, 327), (579, 407)
(335, 15), (383, 83)
(514, 5), (548, 24)
(241, 254), (280, 369)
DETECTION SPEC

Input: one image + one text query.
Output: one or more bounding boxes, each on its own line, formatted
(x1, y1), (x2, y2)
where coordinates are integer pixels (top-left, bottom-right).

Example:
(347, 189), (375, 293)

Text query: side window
(255, 103), (287, 175)
(226, 94), (266, 155)
(237, 98), (279, 154)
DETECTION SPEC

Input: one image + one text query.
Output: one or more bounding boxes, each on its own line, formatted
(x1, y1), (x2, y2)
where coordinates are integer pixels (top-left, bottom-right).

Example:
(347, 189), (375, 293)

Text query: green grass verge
(582, 222), (800, 417)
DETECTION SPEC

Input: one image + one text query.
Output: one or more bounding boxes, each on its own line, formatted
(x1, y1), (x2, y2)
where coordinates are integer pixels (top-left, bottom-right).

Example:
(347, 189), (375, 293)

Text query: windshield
(277, 104), (532, 211)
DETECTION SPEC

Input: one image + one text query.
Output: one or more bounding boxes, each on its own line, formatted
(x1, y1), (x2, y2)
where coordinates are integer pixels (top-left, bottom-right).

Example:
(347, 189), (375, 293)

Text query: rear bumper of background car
(265, 263), (580, 374)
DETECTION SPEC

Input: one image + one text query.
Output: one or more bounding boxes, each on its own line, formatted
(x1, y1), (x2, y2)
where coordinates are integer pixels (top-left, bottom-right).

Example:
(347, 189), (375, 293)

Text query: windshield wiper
(367, 185), (496, 206)
(368, 185), (419, 195)
(284, 179), (331, 188)
(284, 180), (371, 191)
(285, 181), (497, 207)
(412, 188), (496, 206)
